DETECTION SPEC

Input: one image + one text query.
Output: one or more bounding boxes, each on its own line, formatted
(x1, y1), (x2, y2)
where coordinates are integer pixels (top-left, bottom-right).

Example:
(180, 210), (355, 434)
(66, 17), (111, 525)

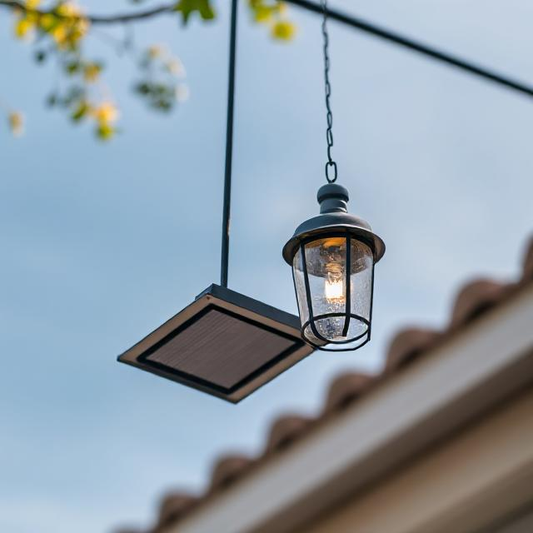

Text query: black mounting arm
(286, 0), (533, 99)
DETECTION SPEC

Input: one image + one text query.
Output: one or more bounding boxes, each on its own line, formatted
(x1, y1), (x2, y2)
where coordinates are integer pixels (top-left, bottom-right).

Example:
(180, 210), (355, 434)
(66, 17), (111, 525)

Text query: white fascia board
(173, 284), (533, 533)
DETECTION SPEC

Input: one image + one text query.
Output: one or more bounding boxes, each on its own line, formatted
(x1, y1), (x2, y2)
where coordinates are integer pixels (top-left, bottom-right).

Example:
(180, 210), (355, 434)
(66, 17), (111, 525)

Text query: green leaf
(46, 93), (58, 107)
(34, 50), (47, 64)
(96, 123), (116, 141)
(62, 86), (86, 106)
(64, 61), (81, 75)
(70, 101), (90, 122)
(135, 82), (151, 95)
(173, 0), (215, 25)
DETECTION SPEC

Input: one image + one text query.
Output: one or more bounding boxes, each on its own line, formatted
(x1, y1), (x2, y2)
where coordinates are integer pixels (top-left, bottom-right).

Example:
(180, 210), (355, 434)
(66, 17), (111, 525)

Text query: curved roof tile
(208, 454), (255, 494)
(323, 372), (375, 414)
(449, 279), (510, 329)
(265, 415), (314, 454)
(521, 238), (533, 282)
(154, 493), (198, 532)
(385, 328), (442, 373)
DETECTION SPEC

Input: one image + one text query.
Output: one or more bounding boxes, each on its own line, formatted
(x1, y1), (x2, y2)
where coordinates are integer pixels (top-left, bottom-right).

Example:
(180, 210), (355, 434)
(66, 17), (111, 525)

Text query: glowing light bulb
(324, 265), (344, 303)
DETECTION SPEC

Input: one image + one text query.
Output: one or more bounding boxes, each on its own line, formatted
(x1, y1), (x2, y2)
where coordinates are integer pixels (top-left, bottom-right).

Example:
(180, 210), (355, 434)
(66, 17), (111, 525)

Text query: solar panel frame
(117, 285), (314, 403)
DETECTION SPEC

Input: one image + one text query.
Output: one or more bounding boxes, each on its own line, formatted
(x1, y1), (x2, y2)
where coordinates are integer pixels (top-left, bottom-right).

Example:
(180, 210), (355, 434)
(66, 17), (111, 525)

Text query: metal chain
(321, 0), (337, 183)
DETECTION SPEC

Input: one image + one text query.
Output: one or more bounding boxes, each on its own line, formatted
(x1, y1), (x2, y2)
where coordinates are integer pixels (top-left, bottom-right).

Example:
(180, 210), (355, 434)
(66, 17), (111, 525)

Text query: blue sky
(1, 1), (532, 532)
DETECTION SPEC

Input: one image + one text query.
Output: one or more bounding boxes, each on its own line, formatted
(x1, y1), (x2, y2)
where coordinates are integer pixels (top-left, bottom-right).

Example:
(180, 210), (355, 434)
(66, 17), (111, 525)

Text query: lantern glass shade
(292, 235), (374, 351)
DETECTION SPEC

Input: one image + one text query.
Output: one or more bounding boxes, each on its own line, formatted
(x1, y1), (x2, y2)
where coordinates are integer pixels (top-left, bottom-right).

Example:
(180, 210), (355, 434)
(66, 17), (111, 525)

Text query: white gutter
(172, 284), (533, 533)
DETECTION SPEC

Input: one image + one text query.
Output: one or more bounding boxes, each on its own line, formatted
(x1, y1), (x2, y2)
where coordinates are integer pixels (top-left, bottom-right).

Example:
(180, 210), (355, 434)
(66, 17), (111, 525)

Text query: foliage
(174, 0), (215, 24)
(134, 45), (188, 113)
(249, 0), (295, 40)
(2, 0), (296, 141)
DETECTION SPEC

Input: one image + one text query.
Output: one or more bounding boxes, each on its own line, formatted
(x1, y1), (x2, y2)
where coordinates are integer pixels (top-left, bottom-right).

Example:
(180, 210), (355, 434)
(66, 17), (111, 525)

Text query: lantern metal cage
(283, 183), (385, 351)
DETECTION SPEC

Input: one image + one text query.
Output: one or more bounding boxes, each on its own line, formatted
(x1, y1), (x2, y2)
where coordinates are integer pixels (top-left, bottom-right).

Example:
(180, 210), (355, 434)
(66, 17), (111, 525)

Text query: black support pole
(220, 0), (239, 288)
(286, 0), (533, 99)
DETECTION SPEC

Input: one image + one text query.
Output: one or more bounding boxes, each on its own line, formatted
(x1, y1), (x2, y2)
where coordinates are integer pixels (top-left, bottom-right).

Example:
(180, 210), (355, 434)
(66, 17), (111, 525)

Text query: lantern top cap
(282, 182), (386, 265)
(317, 183), (350, 214)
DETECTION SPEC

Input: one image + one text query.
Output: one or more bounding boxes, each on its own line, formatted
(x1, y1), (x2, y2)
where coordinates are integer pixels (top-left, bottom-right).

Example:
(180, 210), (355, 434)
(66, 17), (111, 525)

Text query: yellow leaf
(39, 13), (56, 32)
(51, 24), (67, 45)
(166, 58), (185, 76)
(83, 63), (101, 83)
(148, 45), (164, 59)
(56, 2), (82, 17)
(50, 3), (89, 49)
(254, 6), (273, 23)
(14, 18), (34, 39)
(91, 102), (119, 124)
(8, 112), (24, 137)
(271, 20), (295, 41)
(277, 2), (288, 16)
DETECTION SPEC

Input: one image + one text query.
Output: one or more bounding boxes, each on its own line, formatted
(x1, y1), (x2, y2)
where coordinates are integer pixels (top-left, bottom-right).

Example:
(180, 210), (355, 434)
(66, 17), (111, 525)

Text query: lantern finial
(317, 183), (349, 213)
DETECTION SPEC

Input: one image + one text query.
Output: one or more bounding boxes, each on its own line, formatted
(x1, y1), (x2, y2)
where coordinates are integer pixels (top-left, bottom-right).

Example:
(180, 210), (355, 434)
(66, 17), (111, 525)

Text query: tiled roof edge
(121, 236), (533, 533)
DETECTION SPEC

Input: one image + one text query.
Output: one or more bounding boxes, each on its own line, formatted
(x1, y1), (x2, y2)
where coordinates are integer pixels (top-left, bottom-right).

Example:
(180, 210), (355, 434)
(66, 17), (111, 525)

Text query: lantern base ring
(302, 313), (371, 352)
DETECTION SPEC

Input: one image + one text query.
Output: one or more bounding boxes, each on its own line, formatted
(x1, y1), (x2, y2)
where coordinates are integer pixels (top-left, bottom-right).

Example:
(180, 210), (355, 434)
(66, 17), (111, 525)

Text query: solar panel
(117, 285), (314, 402)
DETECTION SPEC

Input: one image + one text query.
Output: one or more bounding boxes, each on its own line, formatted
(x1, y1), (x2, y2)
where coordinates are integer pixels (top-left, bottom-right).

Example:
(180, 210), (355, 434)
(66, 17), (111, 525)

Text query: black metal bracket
(219, 0), (532, 291)
(220, 0), (239, 288)
(286, 0), (533, 99)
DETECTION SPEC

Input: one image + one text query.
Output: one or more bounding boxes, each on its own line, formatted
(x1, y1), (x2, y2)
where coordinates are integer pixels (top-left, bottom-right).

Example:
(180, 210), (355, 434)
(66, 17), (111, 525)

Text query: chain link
(321, 0), (337, 183)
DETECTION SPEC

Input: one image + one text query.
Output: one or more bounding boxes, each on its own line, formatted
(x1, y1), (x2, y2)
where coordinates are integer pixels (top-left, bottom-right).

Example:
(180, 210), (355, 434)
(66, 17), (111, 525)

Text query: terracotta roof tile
(265, 415), (314, 454)
(323, 373), (375, 414)
(384, 328), (442, 373)
(120, 235), (533, 533)
(449, 279), (511, 329)
(208, 454), (255, 494)
(153, 493), (199, 533)
(521, 237), (533, 282)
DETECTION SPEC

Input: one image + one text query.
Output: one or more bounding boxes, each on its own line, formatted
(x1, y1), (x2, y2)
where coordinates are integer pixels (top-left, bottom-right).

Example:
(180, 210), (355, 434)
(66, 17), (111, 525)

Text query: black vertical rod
(342, 236), (351, 337)
(220, 0), (239, 288)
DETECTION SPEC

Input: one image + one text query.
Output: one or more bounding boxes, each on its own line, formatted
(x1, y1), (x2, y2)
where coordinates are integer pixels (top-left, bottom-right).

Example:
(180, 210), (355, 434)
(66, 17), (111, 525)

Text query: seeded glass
(292, 236), (374, 350)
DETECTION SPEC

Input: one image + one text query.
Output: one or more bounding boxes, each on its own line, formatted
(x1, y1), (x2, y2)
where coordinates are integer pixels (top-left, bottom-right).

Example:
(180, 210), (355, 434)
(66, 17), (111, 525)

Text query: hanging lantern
(283, 183), (385, 351)
(282, 0), (385, 351)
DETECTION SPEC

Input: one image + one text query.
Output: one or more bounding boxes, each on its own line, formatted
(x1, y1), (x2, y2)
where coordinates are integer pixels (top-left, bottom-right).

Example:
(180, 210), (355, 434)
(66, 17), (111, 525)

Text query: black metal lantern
(282, 0), (385, 351)
(283, 183), (385, 351)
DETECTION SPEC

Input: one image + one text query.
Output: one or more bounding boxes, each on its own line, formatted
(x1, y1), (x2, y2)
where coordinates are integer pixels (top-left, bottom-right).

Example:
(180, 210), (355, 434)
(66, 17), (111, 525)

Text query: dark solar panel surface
(145, 308), (296, 389)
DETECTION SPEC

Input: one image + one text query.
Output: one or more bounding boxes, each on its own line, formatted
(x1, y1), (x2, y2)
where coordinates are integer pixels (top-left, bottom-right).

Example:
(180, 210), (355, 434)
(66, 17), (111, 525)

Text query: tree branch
(86, 4), (176, 25)
(2, 0), (532, 99)
(0, 0), (176, 24)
